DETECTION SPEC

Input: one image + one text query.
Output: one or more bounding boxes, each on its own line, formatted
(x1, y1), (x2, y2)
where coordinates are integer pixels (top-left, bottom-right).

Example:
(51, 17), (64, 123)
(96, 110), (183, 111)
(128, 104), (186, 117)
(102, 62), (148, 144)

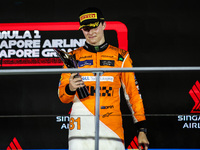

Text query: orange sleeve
(58, 64), (75, 104)
(121, 53), (146, 123)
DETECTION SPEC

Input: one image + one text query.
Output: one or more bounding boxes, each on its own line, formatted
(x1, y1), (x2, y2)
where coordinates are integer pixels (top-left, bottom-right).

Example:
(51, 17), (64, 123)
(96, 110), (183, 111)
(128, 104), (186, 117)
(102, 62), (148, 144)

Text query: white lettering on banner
(56, 116), (70, 122)
(56, 116), (70, 130)
(0, 49), (40, 58)
(0, 40), (40, 48)
(61, 123), (69, 129)
(183, 123), (200, 129)
(42, 39), (86, 48)
(178, 115), (200, 121)
(23, 30), (32, 39)
(82, 76), (114, 82)
(0, 30), (32, 39)
(0, 41), (8, 48)
(177, 115), (200, 129)
(34, 30), (41, 38)
(53, 39), (64, 47)
(0, 30), (86, 59)
(42, 39), (51, 48)
(42, 49), (57, 57)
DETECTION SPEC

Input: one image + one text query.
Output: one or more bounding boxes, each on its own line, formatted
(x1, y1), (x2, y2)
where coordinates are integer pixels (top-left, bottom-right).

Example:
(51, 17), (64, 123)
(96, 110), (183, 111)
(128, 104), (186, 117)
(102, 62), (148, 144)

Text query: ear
(102, 21), (106, 30)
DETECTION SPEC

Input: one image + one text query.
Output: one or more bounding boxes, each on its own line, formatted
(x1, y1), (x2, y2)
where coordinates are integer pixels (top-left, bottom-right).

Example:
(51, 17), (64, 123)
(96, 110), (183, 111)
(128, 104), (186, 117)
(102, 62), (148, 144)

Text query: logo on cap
(80, 12), (97, 22)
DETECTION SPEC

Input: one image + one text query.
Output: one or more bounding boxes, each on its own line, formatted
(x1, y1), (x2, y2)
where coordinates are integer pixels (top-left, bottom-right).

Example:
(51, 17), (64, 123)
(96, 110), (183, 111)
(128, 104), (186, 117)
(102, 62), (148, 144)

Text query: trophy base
(77, 86), (89, 99)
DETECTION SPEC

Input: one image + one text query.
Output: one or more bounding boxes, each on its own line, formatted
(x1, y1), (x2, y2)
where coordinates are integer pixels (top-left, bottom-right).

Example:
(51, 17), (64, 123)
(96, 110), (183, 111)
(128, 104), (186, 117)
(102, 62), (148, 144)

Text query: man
(58, 7), (149, 150)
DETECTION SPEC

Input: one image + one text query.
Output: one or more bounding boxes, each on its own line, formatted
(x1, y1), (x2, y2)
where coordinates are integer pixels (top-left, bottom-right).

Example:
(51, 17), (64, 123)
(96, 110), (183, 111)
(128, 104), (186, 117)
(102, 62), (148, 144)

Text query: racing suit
(58, 42), (146, 150)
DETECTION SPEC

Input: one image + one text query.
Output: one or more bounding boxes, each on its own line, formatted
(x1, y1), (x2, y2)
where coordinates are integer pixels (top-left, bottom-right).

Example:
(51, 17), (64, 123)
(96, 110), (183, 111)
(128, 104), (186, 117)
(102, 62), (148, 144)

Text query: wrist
(138, 128), (147, 135)
(135, 120), (146, 129)
(65, 84), (76, 95)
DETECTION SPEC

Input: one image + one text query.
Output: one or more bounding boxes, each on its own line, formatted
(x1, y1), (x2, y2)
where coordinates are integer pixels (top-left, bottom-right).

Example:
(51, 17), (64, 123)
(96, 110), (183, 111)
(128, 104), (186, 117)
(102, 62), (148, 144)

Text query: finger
(70, 77), (82, 84)
(73, 78), (84, 83)
(69, 83), (77, 91)
(144, 144), (149, 150)
(75, 80), (84, 85)
(138, 145), (142, 150)
(74, 74), (81, 78)
(77, 84), (85, 88)
(70, 73), (78, 79)
(70, 82), (82, 91)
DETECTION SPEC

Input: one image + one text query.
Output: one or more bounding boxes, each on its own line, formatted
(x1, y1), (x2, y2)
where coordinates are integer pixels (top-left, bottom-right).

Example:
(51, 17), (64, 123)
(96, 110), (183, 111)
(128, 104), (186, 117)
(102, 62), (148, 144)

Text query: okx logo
(7, 137), (22, 150)
(189, 80), (200, 113)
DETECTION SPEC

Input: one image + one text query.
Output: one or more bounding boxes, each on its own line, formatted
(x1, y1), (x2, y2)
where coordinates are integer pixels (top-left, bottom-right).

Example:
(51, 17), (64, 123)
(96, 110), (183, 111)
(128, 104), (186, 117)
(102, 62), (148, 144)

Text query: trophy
(54, 48), (89, 99)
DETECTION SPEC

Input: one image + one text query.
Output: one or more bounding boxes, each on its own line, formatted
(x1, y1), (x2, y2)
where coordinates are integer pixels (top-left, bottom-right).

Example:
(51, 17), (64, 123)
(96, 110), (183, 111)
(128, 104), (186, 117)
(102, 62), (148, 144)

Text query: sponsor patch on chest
(82, 76), (114, 82)
(100, 60), (115, 66)
(78, 60), (93, 67)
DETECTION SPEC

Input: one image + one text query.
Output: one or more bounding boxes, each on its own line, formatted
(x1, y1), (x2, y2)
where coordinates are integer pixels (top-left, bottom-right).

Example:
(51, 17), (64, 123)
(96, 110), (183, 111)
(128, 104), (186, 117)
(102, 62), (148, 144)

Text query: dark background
(0, 0), (200, 149)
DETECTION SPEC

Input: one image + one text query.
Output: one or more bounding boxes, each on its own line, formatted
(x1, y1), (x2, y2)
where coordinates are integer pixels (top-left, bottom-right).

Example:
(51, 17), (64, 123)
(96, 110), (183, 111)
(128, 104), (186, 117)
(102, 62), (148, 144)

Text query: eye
(82, 27), (92, 32)
(82, 26), (98, 32)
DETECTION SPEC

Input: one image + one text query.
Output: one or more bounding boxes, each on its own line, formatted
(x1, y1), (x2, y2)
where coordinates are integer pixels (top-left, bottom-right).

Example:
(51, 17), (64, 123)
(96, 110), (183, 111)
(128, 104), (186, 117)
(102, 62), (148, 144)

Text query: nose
(88, 28), (95, 34)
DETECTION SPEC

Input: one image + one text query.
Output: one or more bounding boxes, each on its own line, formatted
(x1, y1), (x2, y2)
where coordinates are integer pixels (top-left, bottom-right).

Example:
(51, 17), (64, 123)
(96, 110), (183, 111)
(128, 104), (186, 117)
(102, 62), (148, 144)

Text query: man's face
(81, 22), (106, 46)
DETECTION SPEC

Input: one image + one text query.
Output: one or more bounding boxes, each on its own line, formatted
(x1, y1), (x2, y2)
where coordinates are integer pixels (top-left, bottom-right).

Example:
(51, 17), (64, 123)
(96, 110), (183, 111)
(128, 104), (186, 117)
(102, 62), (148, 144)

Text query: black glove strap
(138, 128), (147, 135)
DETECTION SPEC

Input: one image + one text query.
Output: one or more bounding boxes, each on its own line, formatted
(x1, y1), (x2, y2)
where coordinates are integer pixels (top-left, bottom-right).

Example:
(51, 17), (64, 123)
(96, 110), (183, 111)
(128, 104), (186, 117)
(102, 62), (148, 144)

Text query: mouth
(89, 36), (96, 39)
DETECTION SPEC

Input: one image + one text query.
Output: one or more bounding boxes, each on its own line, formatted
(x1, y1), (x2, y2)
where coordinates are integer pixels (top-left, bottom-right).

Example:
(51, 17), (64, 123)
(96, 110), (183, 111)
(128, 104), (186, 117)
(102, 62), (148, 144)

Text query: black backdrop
(0, 0), (200, 149)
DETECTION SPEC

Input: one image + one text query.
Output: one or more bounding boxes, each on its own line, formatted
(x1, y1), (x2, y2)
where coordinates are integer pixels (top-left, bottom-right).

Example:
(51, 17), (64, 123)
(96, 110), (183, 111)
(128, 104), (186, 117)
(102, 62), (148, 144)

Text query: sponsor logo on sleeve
(101, 105), (114, 109)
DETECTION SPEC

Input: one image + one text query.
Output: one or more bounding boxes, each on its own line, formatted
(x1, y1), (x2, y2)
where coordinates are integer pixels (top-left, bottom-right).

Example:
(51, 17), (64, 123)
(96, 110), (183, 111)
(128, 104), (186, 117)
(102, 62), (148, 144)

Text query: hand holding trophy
(54, 48), (89, 99)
